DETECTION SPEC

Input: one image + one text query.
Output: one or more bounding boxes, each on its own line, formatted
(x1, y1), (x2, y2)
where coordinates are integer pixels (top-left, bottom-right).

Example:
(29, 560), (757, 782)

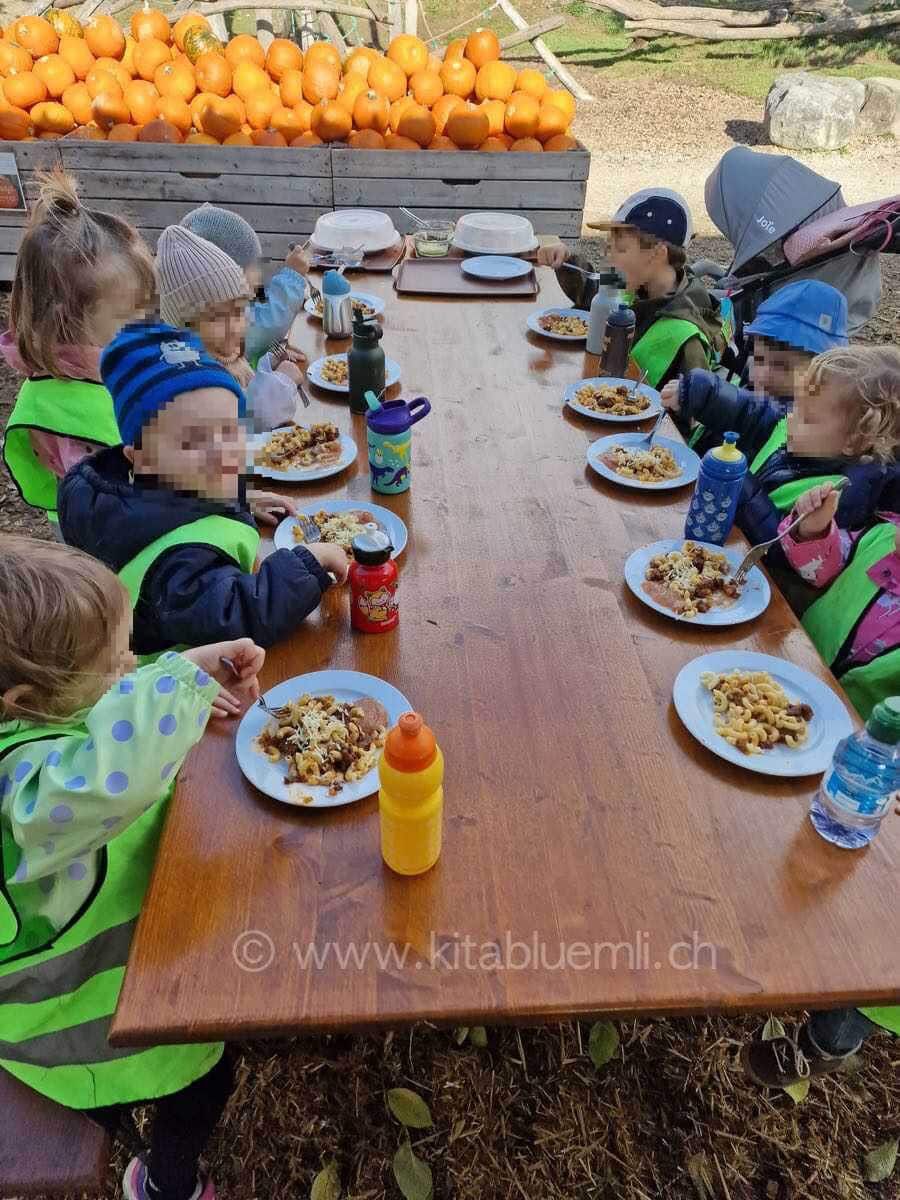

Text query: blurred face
(189, 298), (248, 366)
(750, 337), (813, 399)
(128, 387), (245, 501)
(787, 370), (852, 458)
(243, 263), (262, 294)
(607, 228), (666, 291)
(84, 256), (149, 347)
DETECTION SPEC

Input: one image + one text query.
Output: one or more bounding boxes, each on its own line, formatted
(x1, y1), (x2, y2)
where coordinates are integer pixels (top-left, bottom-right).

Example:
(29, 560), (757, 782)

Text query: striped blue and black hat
(101, 320), (245, 447)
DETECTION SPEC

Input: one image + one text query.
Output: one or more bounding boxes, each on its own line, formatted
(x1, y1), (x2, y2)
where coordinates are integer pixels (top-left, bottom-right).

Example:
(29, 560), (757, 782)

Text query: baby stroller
(695, 146), (900, 374)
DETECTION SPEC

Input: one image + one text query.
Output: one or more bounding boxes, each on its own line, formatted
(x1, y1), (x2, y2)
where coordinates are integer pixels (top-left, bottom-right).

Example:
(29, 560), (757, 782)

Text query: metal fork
(294, 513), (321, 542)
(219, 656), (281, 718)
(731, 477), (849, 586)
(634, 407), (668, 449)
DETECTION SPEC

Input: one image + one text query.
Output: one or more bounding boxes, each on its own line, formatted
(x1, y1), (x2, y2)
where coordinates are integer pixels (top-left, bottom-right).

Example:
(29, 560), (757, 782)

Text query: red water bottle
(349, 526), (398, 633)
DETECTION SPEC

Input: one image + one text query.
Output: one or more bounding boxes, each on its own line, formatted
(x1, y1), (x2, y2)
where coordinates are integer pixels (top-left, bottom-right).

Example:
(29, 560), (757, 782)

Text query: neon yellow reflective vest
(2, 378), (121, 522)
(0, 721), (222, 1110)
(630, 318), (713, 391)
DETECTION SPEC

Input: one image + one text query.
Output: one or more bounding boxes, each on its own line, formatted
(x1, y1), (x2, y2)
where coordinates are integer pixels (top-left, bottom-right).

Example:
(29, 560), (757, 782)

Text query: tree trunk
(620, 6), (900, 37)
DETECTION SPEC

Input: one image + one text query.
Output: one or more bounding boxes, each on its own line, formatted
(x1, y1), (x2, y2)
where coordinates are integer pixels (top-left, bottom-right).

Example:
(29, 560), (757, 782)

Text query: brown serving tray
(310, 239), (407, 274)
(394, 257), (540, 298)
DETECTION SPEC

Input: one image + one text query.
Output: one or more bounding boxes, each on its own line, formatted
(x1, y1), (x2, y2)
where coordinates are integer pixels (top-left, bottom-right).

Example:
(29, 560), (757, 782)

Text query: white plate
(527, 307), (590, 342)
(460, 255), (532, 281)
(249, 430), (357, 483)
(625, 539), (771, 626)
(303, 291), (385, 321)
(273, 499), (408, 557)
(236, 671), (412, 809)
(673, 650), (854, 778)
(565, 377), (662, 423)
(587, 433), (700, 491)
(307, 353), (402, 395)
(452, 236), (540, 256)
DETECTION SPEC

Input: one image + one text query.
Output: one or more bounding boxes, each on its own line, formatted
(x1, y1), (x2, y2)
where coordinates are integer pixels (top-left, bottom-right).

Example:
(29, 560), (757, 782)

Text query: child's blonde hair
(0, 536), (129, 723)
(10, 169), (155, 379)
(808, 345), (900, 465)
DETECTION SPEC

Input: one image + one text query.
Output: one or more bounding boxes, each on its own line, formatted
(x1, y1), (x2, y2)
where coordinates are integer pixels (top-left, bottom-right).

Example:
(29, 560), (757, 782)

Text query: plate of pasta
(673, 651), (853, 777)
(625, 539), (770, 625)
(587, 433), (700, 490)
(249, 424), (357, 482)
(307, 353), (402, 395)
(236, 670), (412, 808)
(273, 499), (407, 557)
(565, 377), (662, 422)
(527, 308), (590, 341)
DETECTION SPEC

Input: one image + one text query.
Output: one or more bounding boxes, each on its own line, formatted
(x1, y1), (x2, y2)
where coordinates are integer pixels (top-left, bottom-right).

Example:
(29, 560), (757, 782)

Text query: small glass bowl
(413, 221), (455, 258)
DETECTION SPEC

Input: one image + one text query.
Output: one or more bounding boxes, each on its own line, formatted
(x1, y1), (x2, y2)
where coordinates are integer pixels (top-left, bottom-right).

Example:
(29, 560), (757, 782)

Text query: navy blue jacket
(678, 369), (900, 562)
(58, 447), (332, 655)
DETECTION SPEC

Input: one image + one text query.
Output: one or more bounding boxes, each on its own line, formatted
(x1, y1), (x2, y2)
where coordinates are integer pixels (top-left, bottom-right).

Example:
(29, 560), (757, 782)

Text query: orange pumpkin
(231, 61), (268, 101)
(46, 10), (83, 42)
(302, 59), (339, 105)
(190, 90), (216, 127)
(432, 92), (464, 135)
(85, 65), (122, 100)
(534, 103), (568, 144)
(185, 130), (218, 143)
(84, 16), (124, 60)
(279, 67), (304, 107)
(35, 56), (76, 101)
(195, 51), (231, 97)
(352, 89), (389, 134)
(310, 98), (351, 142)
(409, 68), (442, 108)
(479, 136), (508, 152)
(504, 91), (540, 140)
(91, 91), (130, 130)
(543, 133), (577, 151)
(107, 122), (139, 141)
(475, 60), (516, 102)
(304, 41), (340, 73)
(94, 56), (132, 92)
(173, 13), (210, 52)
(244, 88), (277, 130)
(396, 101), (435, 147)
(0, 105), (33, 140)
(388, 95), (414, 134)
(516, 68), (547, 100)
(479, 97), (505, 136)
(508, 136), (542, 151)
(12, 17), (58, 58)
(542, 88), (575, 123)
(61, 81), (93, 125)
(265, 38), (302, 81)
(384, 132), (420, 150)
(58, 35), (94, 80)
(133, 36), (170, 82)
(132, 6), (171, 44)
(444, 38), (467, 61)
(138, 117), (183, 143)
(343, 47), (377, 81)
(427, 134), (457, 150)
(290, 130), (323, 146)
(154, 60), (196, 102)
(122, 34), (138, 74)
(270, 102), (308, 141)
(198, 94), (241, 140)
(335, 73), (366, 114)
(0, 43), (33, 74)
(3, 70), (47, 109)
(465, 28), (500, 70)
(65, 123), (106, 140)
(223, 130), (253, 145)
(439, 57), (475, 99)
(367, 56), (406, 103)
(349, 128), (385, 149)
(387, 33), (427, 77)
(445, 103), (488, 149)
(225, 34), (264, 69)
(158, 94), (192, 133)
(31, 100), (75, 134)
(251, 128), (287, 146)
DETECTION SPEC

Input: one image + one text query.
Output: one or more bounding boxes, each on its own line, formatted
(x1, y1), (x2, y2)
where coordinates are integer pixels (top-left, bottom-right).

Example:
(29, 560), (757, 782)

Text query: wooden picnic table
(111, 268), (899, 1048)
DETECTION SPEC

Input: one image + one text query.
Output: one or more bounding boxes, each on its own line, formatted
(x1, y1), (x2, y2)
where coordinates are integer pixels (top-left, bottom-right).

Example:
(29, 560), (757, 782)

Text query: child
(155, 225), (300, 432)
(661, 345), (900, 566)
(58, 322), (348, 656)
(1, 170), (154, 534)
(179, 202), (310, 367)
(537, 189), (724, 388)
(661, 280), (849, 456)
(0, 533), (266, 1199)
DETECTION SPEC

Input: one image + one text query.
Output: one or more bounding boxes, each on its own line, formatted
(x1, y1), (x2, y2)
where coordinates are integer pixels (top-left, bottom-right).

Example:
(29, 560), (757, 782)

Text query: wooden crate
(332, 144), (589, 238)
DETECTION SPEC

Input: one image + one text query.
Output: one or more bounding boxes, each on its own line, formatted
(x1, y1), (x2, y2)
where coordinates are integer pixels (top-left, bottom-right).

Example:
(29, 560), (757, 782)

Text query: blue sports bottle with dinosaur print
(367, 396), (431, 495)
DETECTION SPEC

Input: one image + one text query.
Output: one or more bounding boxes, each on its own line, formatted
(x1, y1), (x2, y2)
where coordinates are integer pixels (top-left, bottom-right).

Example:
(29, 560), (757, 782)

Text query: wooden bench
(0, 1070), (110, 1197)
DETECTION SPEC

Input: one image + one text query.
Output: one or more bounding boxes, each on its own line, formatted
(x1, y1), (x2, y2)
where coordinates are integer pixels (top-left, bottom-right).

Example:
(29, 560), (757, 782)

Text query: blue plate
(625, 539), (770, 626)
(587, 433), (700, 491)
(461, 255), (532, 281)
(527, 307), (589, 341)
(565, 377), (662, 423)
(673, 650), (854, 777)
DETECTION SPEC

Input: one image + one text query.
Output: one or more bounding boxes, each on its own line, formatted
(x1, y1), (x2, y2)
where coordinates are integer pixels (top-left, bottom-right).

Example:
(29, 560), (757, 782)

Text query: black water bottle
(599, 304), (636, 378)
(348, 315), (385, 415)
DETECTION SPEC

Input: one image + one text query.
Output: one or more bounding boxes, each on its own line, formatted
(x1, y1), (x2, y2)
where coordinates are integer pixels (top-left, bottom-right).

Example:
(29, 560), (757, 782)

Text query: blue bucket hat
(744, 280), (849, 355)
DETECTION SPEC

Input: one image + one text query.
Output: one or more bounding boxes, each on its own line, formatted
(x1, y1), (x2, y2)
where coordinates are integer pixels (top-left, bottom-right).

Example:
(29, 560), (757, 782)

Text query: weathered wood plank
(334, 176), (587, 209)
(21, 170), (333, 206)
(0, 141), (332, 177)
(331, 146), (590, 181)
(3, 198), (329, 232)
(0, 254), (17, 283)
(0, 142), (63, 171)
(198, 0), (378, 20)
(0, 224), (320, 257)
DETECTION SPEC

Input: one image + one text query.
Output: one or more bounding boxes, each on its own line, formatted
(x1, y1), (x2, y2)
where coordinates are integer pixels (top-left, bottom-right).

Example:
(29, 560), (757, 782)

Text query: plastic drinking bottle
(349, 527), (398, 633)
(599, 304), (636, 377)
(321, 269), (352, 339)
(378, 712), (444, 876)
(586, 269), (624, 356)
(684, 432), (747, 546)
(367, 396), (431, 495)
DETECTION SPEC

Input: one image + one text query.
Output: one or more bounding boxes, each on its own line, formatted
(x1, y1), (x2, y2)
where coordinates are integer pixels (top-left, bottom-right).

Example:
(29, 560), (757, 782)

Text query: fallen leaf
(392, 1139), (433, 1200)
(453, 1027), (469, 1045)
(387, 1087), (433, 1129)
(761, 1016), (786, 1041)
(469, 1026), (488, 1048)
(863, 1137), (899, 1183)
(783, 1078), (809, 1104)
(588, 1020), (619, 1070)
(311, 1161), (341, 1200)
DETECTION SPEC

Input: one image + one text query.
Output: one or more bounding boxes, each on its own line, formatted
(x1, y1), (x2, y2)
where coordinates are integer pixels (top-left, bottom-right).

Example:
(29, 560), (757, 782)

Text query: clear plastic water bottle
(684, 432), (747, 546)
(810, 697), (900, 849)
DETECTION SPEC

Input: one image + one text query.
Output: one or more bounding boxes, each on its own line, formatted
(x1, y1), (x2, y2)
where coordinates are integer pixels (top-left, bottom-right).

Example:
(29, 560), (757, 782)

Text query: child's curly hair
(10, 169), (155, 378)
(808, 345), (900, 465)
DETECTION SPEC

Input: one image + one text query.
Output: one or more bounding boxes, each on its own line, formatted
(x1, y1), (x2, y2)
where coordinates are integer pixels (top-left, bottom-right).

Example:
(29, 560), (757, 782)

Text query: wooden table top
(111, 268), (900, 1048)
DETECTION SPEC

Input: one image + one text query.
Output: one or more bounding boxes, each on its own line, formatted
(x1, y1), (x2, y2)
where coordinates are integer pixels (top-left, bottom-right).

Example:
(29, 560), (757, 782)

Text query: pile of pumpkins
(0, 8), (578, 151)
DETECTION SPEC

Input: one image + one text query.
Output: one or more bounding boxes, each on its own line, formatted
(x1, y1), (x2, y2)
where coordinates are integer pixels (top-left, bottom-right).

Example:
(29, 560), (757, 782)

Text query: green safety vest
(748, 419), (844, 512)
(630, 318), (712, 392)
(0, 721), (222, 1109)
(802, 523), (900, 721)
(2, 378), (121, 520)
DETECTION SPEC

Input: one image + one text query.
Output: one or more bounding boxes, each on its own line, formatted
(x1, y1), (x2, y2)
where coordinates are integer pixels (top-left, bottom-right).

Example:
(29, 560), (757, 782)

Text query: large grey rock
(857, 80), (899, 136)
(764, 72), (865, 150)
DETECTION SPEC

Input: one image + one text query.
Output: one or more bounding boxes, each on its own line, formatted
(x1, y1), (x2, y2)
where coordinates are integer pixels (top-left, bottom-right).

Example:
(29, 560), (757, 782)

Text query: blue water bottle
(810, 697), (900, 849)
(684, 432), (747, 545)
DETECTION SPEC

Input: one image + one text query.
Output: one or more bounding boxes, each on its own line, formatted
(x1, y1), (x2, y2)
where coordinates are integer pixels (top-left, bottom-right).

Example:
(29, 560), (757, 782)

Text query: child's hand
(183, 638), (266, 720)
(247, 489), (298, 526)
(661, 380), (681, 411)
(275, 360), (302, 384)
(304, 541), (350, 584)
(286, 244), (310, 276)
(792, 482), (841, 540)
(536, 244), (568, 270)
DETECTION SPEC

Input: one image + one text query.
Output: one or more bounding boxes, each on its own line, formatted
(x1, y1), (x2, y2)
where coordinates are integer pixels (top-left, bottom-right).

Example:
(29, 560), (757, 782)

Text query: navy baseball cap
(588, 188), (693, 248)
(744, 280), (849, 355)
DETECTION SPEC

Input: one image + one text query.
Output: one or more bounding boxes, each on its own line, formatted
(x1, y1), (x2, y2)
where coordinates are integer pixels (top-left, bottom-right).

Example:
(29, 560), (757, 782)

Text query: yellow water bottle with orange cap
(378, 712), (444, 876)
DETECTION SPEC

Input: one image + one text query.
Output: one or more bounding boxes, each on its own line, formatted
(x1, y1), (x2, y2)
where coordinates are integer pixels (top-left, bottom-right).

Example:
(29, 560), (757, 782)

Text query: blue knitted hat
(101, 321), (245, 447)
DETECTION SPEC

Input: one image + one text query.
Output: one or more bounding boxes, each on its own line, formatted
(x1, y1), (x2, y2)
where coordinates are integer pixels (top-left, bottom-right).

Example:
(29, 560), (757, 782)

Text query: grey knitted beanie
(180, 203), (263, 269)
(155, 225), (250, 327)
